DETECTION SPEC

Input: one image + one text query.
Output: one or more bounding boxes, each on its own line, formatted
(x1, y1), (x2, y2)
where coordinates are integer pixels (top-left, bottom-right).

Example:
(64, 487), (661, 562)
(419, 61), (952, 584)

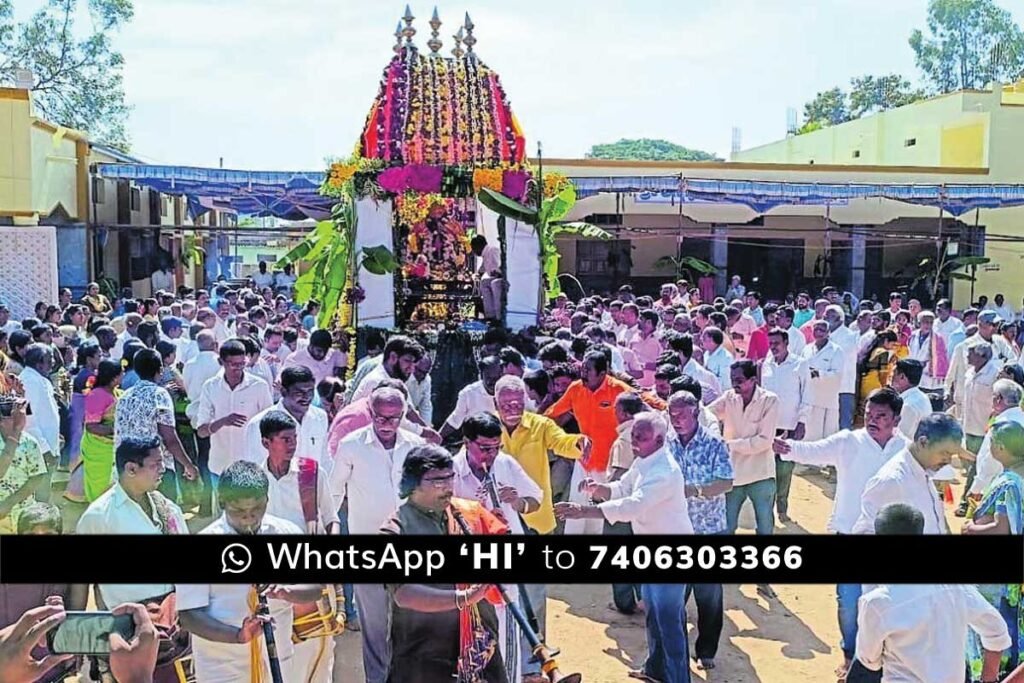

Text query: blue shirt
(668, 427), (733, 535)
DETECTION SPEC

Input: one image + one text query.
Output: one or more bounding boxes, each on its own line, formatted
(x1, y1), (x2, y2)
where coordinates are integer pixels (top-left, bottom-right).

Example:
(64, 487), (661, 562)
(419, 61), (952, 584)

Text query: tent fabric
(477, 203), (540, 330)
(95, 164), (333, 220)
(95, 164), (1024, 220)
(354, 199), (396, 330)
(570, 175), (1024, 215)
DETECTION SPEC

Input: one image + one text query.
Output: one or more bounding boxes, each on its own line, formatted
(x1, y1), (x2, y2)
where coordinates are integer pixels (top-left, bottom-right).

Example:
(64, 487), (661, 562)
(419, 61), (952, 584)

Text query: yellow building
(1, 87), (229, 299)
(543, 82), (1024, 308)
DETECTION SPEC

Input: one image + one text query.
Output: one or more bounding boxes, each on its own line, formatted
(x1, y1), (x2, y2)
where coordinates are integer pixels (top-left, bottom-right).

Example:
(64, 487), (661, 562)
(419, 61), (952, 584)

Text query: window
(904, 138), (917, 147)
(160, 197), (169, 217)
(584, 214), (623, 226)
(852, 150), (861, 158)
(576, 239), (630, 276)
(91, 177), (106, 203)
(130, 187), (141, 212)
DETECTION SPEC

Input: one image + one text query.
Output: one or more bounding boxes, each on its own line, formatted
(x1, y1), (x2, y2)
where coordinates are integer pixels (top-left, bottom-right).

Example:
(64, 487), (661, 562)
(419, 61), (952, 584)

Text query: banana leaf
(540, 184), (577, 225)
(318, 237), (351, 326)
(360, 245), (399, 275)
(549, 222), (613, 240)
(477, 188), (538, 225)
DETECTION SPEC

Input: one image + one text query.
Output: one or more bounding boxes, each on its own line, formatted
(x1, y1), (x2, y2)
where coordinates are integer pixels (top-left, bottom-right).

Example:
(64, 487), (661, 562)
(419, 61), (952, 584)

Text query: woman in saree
(80, 359), (123, 502)
(963, 420), (1024, 680)
(892, 310), (912, 359)
(855, 330), (898, 427)
(63, 343), (102, 503)
(80, 282), (112, 316)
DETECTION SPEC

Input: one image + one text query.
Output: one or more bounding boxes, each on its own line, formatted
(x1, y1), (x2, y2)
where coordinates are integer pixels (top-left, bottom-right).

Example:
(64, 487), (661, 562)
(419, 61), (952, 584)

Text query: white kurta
(801, 341), (844, 440)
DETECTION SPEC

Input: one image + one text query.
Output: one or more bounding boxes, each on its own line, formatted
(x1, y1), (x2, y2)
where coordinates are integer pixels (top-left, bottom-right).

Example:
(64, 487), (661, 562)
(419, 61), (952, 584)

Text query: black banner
(1, 535), (1020, 584)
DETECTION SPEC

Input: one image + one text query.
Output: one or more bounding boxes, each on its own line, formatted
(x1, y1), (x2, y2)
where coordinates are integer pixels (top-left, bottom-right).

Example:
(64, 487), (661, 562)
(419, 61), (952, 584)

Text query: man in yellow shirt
(493, 374), (589, 683)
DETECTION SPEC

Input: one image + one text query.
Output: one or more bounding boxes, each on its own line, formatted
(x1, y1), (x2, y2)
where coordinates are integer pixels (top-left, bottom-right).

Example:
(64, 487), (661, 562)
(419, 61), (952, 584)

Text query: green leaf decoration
(360, 245), (399, 275)
(477, 188), (538, 224)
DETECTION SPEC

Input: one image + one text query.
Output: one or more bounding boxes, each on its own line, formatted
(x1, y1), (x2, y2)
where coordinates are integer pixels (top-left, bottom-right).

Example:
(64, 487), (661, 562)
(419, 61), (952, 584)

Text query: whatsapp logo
(221, 543), (253, 574)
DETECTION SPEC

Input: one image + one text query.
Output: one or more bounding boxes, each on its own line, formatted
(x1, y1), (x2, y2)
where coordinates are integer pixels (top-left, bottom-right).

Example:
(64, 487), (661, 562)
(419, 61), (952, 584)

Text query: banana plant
(654, 254), (717, 284)
(276, 194), (398, 327)
(478, 183), (612, 299)
(180, 234), (205, 269)
(910, 247), (991, 302)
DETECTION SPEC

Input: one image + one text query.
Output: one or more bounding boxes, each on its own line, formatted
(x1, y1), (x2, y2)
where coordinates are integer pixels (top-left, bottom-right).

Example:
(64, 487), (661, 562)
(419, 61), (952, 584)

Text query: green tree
(848, 74), (927, 118)
(585, 138), (722, 162)
(909, 0), (1024, 93)
(801, 86), (851, 129)
(0, 0), (134, 150)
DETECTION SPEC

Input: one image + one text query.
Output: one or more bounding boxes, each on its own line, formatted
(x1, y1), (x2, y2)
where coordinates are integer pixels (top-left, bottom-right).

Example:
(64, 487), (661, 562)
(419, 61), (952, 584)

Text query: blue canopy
(571, 175), (1024, 215)
(95, 164), (1024, 219)
(95, 164), (333, 220)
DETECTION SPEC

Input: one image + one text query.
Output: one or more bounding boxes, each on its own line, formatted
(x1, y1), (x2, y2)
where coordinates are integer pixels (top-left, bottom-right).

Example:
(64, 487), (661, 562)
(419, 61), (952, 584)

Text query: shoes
(954, 501), (969, 518)
(627, 671), (662, 683)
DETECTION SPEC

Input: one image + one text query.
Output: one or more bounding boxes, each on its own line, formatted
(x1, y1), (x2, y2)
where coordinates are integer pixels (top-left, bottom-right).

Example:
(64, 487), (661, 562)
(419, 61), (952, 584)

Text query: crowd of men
(0, 269), (1023, 683)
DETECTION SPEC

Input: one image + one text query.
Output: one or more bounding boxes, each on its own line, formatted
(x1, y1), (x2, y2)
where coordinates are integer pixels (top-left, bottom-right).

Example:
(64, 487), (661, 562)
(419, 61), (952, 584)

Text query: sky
(13, 0), (1024, 170)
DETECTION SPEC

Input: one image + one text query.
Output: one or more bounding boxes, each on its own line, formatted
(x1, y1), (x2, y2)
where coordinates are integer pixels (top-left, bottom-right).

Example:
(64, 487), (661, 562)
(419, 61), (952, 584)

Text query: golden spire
(402, 5), (416, 45)
(462, 12), (476, 55)
(451, 26), (465, 58)
(427, 7), (442, 55)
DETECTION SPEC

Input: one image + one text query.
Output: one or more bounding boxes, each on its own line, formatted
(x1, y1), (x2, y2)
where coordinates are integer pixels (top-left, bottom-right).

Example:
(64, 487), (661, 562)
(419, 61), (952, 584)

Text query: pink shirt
(283, 347), (346, 386)
(729, 314), (759, 355)
(630, 333), (663, 388)
(326, 397), (375, 459)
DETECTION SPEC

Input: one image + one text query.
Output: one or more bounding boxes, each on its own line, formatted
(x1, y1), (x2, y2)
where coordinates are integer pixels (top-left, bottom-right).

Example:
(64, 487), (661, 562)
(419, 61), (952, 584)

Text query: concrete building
(548, 80), (1024, 309)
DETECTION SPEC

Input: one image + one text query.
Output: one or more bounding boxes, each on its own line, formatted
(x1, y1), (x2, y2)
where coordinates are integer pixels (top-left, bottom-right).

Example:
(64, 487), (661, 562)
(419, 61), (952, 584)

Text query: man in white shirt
(852, 413), (962, 535)
(934, 299), (966, 362)
(616, 303), (642, 348)
(472, 234), (503, 322)
(406, 354), (434, 428)
(906, 311), (947, 389)
(196, 340), (273, 496)
(211, 300), (233, 343)
(275, 264), (297, 295)
(853, 504), (1010, 683)
(283, 329), (347, 387)
(824, 306), (859, 431)
(150, 265), (174, 296)
(668, 333), (721, 405)
(555, 413), (692, 683)
(77, 436), (190, 613)
(802, 319), (845, 441)
(889, 359), (932, 441)
(178, 461), (325, 683)
(110, 313), (142, 362)
(255, 411), (340, 683)
(760, 328), (810, 521)
(454, 412), (542, 683)
(19, 344), (60, 463)
(969, 378), (1024, 498)
(252, 261), (275, 290)
(440, 355), (504, 439)
(992, 293), (1016, 323)
(330, 386), (424, 683)
(774, 387), (910, 673)
(700, 326), (735, 391)
(957, 341), (1003, 515)
(707, 360), (780, 536)
(244, 366), (329, 469)
(776, 306), (807, 358)
(349, 335), (422, 404)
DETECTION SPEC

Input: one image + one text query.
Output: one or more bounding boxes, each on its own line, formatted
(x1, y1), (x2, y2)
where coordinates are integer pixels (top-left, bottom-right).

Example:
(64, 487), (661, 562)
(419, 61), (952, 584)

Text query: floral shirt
(0, 433), (48, 527)
(113, 380), (176, 468)
(668, 427), (734, 535)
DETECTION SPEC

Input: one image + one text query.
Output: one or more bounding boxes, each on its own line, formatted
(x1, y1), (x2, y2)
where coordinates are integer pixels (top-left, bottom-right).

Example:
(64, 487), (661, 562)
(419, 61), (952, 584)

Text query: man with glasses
(453, 413), (543, 683)
(330, 386), (425, 683)
(381, 445), (509, 683)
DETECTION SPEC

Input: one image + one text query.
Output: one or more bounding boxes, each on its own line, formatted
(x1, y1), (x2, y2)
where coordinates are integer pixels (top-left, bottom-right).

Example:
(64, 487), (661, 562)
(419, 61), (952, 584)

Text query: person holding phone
(0, 400), (48, 534)
(0, 601), (158, 683)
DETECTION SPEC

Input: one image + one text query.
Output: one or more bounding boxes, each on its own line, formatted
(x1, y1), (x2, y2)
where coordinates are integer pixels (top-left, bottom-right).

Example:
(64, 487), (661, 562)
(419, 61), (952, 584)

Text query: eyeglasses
(371, 413), (403, 425)
(422, 473), (455, 487)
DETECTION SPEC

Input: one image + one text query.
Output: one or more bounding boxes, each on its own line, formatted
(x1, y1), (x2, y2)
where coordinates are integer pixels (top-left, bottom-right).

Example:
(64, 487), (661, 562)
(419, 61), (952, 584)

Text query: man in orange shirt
(545, 348), (663, 534)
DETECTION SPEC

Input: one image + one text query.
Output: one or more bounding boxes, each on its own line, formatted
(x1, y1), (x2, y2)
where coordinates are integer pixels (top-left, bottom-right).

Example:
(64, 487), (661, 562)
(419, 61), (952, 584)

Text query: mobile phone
(46, 611), (135, 655)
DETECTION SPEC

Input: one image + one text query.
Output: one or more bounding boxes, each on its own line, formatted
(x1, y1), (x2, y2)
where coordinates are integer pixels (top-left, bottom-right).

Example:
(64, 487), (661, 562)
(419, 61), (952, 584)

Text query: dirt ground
(52, 463), (967, 683)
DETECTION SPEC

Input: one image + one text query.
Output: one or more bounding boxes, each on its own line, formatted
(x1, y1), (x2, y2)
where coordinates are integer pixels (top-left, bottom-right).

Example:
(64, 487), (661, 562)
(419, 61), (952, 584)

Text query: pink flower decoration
(502, 170), (530, 201)
(406, 164), (443, 193)
(378, 166), (410, 193)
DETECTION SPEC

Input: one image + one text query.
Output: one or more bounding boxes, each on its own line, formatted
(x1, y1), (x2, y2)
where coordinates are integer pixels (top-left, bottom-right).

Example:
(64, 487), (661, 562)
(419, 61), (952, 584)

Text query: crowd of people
(0, 267), (1023, 683)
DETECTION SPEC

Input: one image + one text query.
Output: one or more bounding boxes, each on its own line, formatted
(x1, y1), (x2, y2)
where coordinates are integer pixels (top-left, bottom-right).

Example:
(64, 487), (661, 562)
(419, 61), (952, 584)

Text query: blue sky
(14, 0), (1024, 169)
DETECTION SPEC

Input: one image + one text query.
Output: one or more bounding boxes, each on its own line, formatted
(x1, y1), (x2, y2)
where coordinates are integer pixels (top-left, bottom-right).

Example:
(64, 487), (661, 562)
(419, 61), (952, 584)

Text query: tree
(909, 0), (1024, 93)
(801, 87), (851, 129)
(848, 74), (927, 118)
(585, 138), (722, 162)
(0, 0), (134, 150)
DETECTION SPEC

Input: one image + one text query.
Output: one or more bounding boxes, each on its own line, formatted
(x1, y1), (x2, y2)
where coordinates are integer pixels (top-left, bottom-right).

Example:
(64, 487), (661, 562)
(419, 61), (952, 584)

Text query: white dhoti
(804, 405), (840, 441)
(480, 276), (504, 321)
(291, 636), (335, 683)
(496, 585), (523, 683)
(563, 462), (608, 536)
